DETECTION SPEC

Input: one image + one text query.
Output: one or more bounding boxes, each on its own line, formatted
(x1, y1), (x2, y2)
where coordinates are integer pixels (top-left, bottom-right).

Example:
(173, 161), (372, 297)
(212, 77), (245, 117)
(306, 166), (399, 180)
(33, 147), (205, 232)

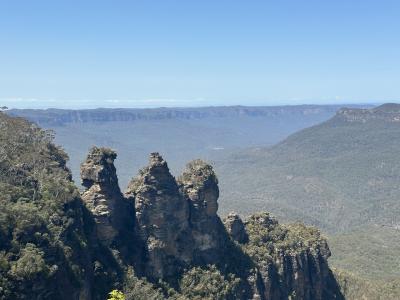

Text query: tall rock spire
(126, 152), (190, 279)
(179, 159), (228, 264)
(80, 146), (123, 245)
(179, 159), (219, 220)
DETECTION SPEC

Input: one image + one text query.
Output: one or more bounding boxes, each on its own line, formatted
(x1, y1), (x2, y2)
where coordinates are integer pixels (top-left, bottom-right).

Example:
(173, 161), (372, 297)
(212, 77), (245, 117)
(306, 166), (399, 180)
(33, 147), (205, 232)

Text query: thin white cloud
(0, 97), (388, 109)
(0, 98), (212, 109)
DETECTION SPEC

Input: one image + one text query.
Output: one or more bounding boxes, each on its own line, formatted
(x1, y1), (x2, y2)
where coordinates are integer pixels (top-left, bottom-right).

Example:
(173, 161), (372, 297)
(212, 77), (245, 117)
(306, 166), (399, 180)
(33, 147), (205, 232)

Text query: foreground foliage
(0, 112), (92, 299)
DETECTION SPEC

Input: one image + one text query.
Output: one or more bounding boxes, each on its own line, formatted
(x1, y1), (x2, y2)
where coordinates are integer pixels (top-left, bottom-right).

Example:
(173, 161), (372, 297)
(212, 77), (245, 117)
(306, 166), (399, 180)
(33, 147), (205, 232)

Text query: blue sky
(0, 0), (399, 108)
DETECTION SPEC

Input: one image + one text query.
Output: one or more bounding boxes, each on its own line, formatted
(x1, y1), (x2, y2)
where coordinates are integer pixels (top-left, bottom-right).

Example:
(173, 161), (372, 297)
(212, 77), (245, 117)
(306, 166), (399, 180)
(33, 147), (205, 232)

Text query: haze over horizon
(0, 98), (386, 110)
(1, 0), (399, 109)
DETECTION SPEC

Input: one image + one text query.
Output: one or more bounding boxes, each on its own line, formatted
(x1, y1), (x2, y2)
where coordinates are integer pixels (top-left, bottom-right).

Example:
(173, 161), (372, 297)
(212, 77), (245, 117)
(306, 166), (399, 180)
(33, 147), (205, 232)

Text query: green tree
(9, 243), (48, 280)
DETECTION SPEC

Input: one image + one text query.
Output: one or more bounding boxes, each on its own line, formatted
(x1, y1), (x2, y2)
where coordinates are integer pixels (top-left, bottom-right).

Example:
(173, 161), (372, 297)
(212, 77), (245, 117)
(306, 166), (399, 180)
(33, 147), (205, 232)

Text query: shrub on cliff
(179, 265), (241, 300)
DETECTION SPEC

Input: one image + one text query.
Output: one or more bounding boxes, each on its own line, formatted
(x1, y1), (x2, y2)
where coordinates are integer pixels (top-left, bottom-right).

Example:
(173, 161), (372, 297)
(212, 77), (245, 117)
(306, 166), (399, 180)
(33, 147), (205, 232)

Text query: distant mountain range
(8, 105), (358, 126)
(8, 105), (366, 189)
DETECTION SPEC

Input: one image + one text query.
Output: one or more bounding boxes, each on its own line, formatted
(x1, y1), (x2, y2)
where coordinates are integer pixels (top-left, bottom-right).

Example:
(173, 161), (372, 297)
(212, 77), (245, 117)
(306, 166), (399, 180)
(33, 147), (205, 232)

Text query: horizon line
(3, 102), (384, 111)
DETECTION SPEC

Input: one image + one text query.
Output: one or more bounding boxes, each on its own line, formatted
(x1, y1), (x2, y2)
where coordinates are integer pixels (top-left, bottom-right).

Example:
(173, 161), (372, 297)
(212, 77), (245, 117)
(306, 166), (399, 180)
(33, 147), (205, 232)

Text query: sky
(0, 0), (399, 108)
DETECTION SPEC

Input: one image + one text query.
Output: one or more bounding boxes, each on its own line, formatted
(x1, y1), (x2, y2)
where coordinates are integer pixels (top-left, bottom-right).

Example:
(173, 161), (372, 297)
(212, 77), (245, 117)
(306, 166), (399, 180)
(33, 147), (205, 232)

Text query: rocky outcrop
(224, 212), (249, 244)
(125, 153), (191, 279)
(179, 159), (219, 218)
(79, 149), (343, 299)
(179, 160), (229, 264)
(122, 154), (342, 299)
(80, 146), (126, 245)
(124, 155), (230, 279)
(242, 213), (342, 300)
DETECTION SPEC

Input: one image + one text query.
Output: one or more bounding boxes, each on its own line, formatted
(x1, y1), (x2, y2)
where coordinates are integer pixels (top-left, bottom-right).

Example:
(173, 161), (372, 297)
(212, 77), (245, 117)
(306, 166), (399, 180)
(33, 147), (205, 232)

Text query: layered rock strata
(80, 146), (126, 245)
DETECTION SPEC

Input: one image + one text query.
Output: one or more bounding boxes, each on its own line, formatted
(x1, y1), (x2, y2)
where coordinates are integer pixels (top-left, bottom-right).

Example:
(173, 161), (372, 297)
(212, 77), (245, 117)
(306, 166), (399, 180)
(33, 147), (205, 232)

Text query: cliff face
(242, 213), (340, 300)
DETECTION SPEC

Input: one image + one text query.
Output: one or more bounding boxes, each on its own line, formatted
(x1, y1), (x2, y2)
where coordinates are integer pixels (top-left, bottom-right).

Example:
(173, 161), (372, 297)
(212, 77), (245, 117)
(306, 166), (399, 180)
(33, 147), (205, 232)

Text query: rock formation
(125, 153), (191, 279)
(123, 153), (342, 299)
(242, 213), (340, 300)
(79, 149), (343, 299)
(179, 160), (228, 264)
(80, 146), (126, 245)
(124, 155), (231, 279)
(224, 212), (249, 244)
(179, 159), (219, 219)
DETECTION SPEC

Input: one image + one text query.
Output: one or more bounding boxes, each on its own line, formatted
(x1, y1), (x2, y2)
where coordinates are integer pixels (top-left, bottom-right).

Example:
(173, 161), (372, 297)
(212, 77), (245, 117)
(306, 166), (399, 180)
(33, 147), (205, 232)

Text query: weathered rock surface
(125, 153), (191, 279)
(224, 212), (249, 244)
(179, 159), (219, 219)
(179, 160), (229, 264)
(80, 146), (126, 245)
(124, 156), (231, 279)
(243, 213), (341, 300)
